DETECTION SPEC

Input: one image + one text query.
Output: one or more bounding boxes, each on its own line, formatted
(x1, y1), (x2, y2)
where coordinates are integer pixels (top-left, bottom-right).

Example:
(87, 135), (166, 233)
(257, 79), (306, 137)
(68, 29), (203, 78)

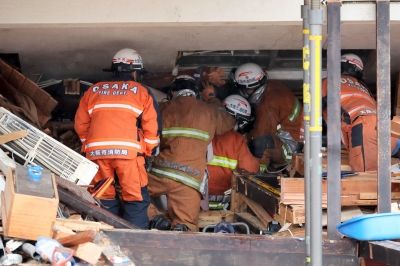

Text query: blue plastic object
(337, 213), (400, 241)
(27, 164), (42, 180)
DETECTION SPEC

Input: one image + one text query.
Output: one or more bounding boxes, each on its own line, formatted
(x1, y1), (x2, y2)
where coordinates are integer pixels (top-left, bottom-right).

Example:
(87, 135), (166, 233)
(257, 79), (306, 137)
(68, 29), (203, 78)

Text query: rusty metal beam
(376, 0), (391, 213)
(327, 0), (342, 240)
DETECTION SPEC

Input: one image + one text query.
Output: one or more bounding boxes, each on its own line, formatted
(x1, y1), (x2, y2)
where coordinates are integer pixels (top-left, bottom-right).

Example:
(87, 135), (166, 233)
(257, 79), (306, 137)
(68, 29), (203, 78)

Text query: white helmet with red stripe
(111, 48), (144, 72)
(223, 94), (253, 130)
(341, 53), (363, 79)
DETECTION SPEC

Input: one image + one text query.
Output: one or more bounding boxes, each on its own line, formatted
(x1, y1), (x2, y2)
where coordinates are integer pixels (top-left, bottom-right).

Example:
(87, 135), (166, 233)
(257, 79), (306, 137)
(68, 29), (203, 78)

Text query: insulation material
(0, 107), (98, 185)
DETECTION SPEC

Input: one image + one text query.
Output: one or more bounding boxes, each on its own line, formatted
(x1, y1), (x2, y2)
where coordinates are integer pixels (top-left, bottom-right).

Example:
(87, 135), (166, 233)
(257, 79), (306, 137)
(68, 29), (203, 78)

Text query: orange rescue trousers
(346, 116), (397, 172)
(147, 173), (201, 232)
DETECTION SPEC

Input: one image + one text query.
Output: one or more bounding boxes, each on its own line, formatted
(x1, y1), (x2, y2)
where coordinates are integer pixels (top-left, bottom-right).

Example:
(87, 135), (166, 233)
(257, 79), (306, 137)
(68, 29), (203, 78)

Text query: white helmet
(341, 53), (363, 79)
(168, 75), (199, 100)
(223, 94), (253, 130)
(230, 63), (267, 108)
(111, 48), (144, 72)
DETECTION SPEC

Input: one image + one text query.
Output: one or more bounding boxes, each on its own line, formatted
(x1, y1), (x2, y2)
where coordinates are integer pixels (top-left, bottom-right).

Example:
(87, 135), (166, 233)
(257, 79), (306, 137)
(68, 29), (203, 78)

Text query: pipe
(301, 0), (311, 264)
(308, 2), (324, 266)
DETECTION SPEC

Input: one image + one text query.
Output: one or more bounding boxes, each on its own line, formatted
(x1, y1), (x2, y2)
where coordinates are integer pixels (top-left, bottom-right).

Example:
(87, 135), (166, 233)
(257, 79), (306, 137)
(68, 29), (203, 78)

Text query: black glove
(248, 134), (275, 158)
(145, 156), (155, 172)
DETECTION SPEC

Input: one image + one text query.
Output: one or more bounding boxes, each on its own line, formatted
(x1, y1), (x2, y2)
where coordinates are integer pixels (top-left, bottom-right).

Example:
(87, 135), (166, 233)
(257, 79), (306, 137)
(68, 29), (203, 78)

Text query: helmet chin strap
(247, 84), (267, 108)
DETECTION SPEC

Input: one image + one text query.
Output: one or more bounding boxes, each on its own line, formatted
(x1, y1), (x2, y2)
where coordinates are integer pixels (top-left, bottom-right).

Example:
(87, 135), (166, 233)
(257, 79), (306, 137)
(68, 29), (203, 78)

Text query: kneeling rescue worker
(147, 75), (235, 232)
(75, 48), (162, 228)
(322, 53), (400, 171)
(207, 94), (259, 200)
(229, 63), (304, 172)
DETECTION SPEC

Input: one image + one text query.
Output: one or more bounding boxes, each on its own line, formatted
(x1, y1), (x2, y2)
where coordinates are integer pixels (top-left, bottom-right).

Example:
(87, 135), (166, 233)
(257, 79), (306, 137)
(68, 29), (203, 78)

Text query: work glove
(201, 81), (216, 102)
(207, 67), (225, 87)
(145, 156), (155, 172)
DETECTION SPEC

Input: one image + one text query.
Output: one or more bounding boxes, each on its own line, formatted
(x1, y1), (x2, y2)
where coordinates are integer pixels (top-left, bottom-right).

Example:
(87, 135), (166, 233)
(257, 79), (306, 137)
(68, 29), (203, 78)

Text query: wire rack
(0, 107), (98, 185)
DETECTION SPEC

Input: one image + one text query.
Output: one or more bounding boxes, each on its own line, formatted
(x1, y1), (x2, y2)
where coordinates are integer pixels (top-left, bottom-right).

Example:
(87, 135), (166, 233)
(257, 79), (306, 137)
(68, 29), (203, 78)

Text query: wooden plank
(55, 219), (113, 232)
(278, 204), (305, 224)
(58, 230), (95, 247)
(360, 192), (400, 200)
(53, 225), (76, 240)
(71, 242), (103, 265)
(230, 172), (248, 212)
(234, 213), (267, 234)
(159, 210), (235, 228)
(239, 194), (273, 227)
(0, 130), (27, 145)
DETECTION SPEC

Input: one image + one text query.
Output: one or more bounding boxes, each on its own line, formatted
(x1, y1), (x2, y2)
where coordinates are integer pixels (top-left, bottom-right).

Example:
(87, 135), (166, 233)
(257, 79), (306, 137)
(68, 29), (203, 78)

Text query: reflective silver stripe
(150, 166), (201, 191)
(348, 105), (375, 116)
(288, 98), (301, 122)
(162, 127), (210, 141)
(88, 103), (143, 115)
(208, 155), (237, 169)
(144, 138), (159, 144)
(86, 141), (141, 150)
(277, 124), (283, 132)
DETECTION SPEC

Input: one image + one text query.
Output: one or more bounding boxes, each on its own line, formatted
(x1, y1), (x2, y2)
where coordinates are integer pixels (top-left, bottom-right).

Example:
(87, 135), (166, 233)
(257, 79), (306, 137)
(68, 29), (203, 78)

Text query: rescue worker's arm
(236, 135), (260, 173)
(249, 102), (280, 139)
(74, 91), (91, 151)
(214, 106), (235, 136)
(141, 85), (162, 157)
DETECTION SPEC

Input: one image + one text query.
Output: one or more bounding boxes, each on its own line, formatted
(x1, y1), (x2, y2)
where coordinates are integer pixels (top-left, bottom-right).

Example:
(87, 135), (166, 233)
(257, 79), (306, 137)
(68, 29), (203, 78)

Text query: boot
(100, 198), (120, 216)
(173, 223), (188, 232)
(149, 214), (171, 230)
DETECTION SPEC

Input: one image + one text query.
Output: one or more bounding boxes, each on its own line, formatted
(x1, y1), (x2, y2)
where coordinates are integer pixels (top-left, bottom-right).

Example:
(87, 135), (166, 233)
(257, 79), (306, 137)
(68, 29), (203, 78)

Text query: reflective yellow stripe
(208, 155), (237, 169)
(150, 166), (201, 191)
(162, 127), (210, 141)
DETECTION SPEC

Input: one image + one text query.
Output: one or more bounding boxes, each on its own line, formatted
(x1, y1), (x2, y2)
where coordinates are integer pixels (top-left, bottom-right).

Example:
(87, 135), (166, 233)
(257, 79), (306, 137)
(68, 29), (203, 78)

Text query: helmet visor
(171, 79), (198, 93)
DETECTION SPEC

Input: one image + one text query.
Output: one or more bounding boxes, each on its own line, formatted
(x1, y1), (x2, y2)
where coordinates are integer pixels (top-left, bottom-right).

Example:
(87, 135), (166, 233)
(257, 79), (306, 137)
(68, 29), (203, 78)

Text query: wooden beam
(239, 194), (273, 227)
(58, 230), (95, 247)
(0, 130), (27, 145)
(55, 219), (113, 232)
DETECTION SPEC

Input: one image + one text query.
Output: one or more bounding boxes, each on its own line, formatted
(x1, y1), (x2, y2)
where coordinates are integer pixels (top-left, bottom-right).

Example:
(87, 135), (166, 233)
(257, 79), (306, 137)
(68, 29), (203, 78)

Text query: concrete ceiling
(0, 1), (400, 87)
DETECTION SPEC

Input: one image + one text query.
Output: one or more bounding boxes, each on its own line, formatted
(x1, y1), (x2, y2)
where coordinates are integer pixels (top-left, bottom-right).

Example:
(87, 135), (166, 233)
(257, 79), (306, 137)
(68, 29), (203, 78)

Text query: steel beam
(376, 0), (391, 213)
(301, 0), (311, 264)
(327, 0), (342, 240)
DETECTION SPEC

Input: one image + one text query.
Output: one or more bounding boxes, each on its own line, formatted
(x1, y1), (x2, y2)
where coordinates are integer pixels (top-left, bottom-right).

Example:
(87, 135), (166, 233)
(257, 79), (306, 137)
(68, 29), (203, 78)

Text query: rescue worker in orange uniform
(75, 48), (161, 228)
(322, 53), (399, 171)
(207, 94), (259, 200)
(147, 75), (235, 232)
(229, 63), (304, 171)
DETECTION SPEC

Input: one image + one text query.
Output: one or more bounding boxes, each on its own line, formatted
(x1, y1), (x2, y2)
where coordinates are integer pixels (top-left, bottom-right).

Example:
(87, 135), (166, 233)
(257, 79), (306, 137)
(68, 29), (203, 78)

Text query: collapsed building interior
(1, 0), (400, 265)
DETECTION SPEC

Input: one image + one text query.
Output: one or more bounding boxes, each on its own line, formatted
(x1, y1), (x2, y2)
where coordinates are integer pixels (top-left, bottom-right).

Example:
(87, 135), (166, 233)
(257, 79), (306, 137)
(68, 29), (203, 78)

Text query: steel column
(327, 0), (342, 239)
(376, 0), (391, 213)
(301, 0), (311, 264)
(309, 1), (324, 265)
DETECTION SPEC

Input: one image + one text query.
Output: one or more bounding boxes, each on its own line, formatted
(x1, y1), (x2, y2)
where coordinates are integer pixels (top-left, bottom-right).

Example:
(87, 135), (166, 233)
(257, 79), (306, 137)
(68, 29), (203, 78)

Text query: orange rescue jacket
(75, 77), (161, 160)
(207, 130), (259, 195)
(150, 96), (235, 192)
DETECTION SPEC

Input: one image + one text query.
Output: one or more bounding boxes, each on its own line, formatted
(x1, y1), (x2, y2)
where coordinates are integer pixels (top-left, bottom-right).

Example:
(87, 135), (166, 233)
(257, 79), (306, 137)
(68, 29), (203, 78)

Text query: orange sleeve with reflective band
(74, 90), (91, 152)
(141, 87), (161, 156)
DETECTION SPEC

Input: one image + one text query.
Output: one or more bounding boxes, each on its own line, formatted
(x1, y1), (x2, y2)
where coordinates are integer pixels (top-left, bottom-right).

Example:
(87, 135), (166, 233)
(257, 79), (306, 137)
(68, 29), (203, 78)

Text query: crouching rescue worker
(75, 48), (161, 228)
(229, 63), (304, 172)
(207, 94), (259, 203)
(147, 75), (235, 232)
(322, 53), (399, 171)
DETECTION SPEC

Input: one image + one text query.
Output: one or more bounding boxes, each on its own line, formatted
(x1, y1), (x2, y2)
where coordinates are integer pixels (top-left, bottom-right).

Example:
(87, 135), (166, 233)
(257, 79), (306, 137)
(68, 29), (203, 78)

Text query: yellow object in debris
(247, 175), (281, 195)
